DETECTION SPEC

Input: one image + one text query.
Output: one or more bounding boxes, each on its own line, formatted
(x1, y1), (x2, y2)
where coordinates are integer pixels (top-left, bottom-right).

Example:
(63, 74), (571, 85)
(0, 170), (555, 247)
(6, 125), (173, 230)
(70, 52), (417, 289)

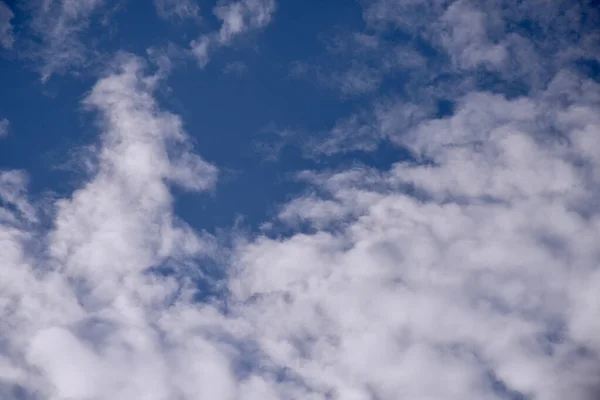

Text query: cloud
(439, 0), (508, 70)
(228, 71), (600, 400)
(0, 1), (14, 49)
(0, 118), (8, 137)
(0, 54), (222, 399)
(190, 0), (276, 68)
(223, 60), (248, 75)
(154, 0), (200, 21)
(19, 0), (107, 81)
(4, 52), (600, 400)
(363, 0), (599, 86)
(213, 0), (275, 44)
(2, 2), (600, 400)
(253, 124), (296, 162)
(307, 99), (432, 156)
(301, 32), (428, 97)
(303, 0), (600, 155)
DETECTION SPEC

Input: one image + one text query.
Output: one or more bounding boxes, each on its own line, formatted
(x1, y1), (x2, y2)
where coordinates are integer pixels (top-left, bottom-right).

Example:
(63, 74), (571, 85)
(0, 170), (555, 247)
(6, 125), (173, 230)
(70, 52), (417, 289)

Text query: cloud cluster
(236, 71), (600, 400)
(154, 0), (200, 21)
(303, 0), (600, 157)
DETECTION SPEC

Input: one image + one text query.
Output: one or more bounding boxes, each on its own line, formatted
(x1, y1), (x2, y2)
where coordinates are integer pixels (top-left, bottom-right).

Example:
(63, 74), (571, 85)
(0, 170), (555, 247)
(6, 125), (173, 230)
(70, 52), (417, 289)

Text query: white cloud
(0, 54), (223, 399)
(154, 0), (200, 21)
(307, 99), (431, 156)
(227, 71), (600, 400)
(2, 2), (600, 400)
(190, 0), (276, 68)
(214, 0), (275, 44)
(306, 0), (600, 154)
(439, 0), (508, 70)
(223, 60), (248, 75)
(190, 35), (211, 68)
(0, 1), (14, 49)
(0, 118), (8, 137)
(4, 52), (600, 400)
(302, 0), (599, 101)
(23, 0), (106, 81)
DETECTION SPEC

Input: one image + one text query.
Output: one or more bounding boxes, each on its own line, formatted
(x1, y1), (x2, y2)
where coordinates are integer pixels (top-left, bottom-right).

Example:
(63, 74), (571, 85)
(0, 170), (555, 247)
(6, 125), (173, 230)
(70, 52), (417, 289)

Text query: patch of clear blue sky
(0, 1), (418, 234)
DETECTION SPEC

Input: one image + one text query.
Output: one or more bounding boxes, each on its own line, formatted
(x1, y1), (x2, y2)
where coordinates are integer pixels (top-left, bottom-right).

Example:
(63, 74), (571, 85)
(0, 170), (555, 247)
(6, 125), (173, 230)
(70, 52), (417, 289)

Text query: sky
(0, 0), (599, 399)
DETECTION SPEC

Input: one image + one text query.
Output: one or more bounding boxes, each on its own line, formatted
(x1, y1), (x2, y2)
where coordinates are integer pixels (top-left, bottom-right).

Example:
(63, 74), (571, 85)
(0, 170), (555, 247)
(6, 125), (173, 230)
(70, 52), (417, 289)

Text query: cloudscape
(0, 1), (599, 399)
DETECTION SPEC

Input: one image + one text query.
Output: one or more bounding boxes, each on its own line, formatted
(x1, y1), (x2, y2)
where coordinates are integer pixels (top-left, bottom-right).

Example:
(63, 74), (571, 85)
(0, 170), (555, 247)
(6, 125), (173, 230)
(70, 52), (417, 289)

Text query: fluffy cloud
(0, 55), (222, 399)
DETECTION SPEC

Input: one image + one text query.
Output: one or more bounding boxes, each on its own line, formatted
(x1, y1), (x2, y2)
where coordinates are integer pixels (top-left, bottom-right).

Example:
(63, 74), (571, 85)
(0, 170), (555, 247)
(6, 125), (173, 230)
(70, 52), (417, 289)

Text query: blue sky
(1, 1), (600, 399)
(0, 0), (407, 232)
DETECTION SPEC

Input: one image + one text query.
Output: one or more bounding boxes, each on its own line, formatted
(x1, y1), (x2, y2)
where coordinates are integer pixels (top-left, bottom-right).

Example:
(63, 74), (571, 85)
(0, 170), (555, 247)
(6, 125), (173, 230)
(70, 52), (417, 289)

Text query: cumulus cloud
(0, 0), (14, 49)
(190, 0), (275, 68)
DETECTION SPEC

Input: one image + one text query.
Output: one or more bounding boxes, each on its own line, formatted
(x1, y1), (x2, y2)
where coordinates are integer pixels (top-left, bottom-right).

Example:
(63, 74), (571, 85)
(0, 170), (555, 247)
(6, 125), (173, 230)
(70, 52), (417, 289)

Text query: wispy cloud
(223, 60), (248, 75)
(0, 1), (14, 49)
(154, 0), (200, 21)
(0, 118), (8, 137)
(19, 0), (107, 81)
(190, 0), (276, 68)
(302, 0), (600, 156)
